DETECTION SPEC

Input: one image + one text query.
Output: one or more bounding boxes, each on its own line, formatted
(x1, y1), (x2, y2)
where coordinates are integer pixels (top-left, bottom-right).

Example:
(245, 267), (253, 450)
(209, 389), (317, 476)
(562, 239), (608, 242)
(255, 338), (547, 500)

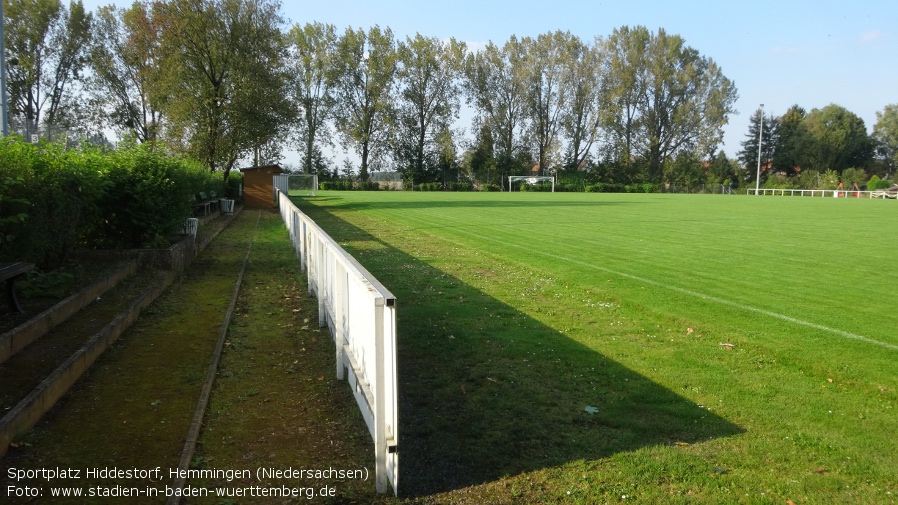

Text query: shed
(239, 164), (284, 208)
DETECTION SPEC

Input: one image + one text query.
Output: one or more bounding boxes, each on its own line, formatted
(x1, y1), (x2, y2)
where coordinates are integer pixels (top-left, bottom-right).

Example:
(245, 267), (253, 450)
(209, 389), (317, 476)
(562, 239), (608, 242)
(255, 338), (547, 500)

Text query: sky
(80, 0), (897, 166)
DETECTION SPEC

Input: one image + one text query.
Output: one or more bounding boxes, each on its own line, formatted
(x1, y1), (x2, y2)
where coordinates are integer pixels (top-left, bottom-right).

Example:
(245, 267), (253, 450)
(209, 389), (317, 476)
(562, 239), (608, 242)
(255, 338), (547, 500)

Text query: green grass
(293, 191), (898, 504)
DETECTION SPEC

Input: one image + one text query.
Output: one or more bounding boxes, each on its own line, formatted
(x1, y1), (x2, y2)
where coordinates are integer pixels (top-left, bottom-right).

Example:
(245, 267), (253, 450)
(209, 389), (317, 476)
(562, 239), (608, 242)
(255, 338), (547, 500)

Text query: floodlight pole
(755, 104), (764, 195)
(0, 1), (8, 137)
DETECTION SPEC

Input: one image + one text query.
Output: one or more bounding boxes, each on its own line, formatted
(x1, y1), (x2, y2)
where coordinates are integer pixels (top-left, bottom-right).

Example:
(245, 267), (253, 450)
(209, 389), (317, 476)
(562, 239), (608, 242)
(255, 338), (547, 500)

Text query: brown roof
(239, 164), (284, 173)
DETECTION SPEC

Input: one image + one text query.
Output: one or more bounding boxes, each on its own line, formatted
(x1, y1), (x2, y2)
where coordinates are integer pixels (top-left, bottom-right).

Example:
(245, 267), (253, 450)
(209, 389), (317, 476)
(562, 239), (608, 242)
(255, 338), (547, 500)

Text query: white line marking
(450, 226), (898, 352)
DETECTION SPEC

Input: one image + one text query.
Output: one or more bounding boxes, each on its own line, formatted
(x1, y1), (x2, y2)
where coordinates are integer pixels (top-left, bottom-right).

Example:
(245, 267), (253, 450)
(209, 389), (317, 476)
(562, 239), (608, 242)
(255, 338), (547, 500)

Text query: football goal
(508, 175), (555, 192)
(274, 174), (318, 196)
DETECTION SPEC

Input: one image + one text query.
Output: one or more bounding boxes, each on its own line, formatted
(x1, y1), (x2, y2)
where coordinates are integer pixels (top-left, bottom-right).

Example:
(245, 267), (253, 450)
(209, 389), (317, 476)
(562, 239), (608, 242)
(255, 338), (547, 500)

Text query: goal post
(274, 174), (318, 196)
(508, 175), (555, 192)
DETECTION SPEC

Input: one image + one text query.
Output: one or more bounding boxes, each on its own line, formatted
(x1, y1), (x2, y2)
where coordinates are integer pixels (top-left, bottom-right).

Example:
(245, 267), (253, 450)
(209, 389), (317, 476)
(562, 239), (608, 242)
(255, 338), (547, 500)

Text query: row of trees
(737, 103), (898, 185)
(291, 24), (739, 187)
(3, 0), (739, 186)
(4, 0), (291, 180)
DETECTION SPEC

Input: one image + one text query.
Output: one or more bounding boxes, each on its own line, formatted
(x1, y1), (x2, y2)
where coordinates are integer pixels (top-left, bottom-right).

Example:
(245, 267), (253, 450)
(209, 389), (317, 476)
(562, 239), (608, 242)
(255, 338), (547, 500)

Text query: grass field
(293, 191), (898, 504)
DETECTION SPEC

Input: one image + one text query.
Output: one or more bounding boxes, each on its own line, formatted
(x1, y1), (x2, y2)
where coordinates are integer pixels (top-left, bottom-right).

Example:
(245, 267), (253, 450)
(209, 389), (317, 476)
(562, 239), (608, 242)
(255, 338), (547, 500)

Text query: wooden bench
(1, 262), (35, 313)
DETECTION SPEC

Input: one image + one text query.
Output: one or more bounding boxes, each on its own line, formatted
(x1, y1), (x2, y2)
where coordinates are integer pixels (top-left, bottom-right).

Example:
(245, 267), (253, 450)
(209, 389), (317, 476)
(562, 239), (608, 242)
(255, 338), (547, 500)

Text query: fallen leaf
(687, 327), (694, 335)
(317, 375), (324, 381)
(814, 467), (826, 474)
(827, 378), (833, 383)
(787, 500), (798, 505)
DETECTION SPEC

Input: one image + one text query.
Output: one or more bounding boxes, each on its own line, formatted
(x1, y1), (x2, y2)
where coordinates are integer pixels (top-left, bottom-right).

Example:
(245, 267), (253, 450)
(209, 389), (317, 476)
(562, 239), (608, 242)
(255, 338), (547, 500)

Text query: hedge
(0, 138), (226, 269)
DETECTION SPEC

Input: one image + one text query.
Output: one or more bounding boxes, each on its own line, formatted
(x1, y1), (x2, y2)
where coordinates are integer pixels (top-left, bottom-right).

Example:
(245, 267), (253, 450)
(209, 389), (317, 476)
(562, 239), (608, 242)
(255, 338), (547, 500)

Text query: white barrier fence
(746, 188), (896, 199)
(276, 190), (399, 495)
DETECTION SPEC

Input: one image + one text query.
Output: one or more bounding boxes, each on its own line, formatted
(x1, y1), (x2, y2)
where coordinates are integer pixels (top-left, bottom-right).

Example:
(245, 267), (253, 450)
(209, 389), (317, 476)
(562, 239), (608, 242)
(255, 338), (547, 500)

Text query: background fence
(276, 190), (399, 495)
(746, 188), (897, 198)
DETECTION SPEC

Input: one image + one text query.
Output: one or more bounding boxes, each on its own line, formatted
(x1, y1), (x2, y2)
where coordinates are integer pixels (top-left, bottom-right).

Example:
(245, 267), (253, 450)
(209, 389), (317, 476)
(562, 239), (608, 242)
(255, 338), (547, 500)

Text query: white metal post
(373, 298), (387, 494)
(755, 104), (764, 195)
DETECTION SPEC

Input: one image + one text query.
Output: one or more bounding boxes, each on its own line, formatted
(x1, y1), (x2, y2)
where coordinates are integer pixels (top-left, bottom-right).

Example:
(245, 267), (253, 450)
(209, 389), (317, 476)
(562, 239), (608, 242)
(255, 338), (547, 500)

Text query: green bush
(0, 140), (110, 267)
(225, 171), (243, 198)
(319, 180), (358, 190)
(357, 181), (381, 191)
(415, 182), (442, 191)
(586, 182), (626, 193)
(520, 182), (553, 192)
(94, 146), (203, 249)
(0, 147), (31, 256)
(763, 174), (798, 190)
(0, 138), (225, 268)
(613, 182), (661, 193)
(867, 175), (892, 191)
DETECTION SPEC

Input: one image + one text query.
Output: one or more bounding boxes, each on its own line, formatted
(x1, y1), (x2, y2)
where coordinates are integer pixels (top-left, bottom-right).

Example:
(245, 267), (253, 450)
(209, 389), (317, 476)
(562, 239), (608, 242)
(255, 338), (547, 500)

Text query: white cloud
(859, 30), (881, 43)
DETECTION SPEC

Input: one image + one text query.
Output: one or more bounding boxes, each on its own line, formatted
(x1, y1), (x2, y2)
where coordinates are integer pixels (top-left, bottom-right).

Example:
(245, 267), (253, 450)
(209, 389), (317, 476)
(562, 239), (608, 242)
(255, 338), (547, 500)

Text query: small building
(239, 164), (284, 208)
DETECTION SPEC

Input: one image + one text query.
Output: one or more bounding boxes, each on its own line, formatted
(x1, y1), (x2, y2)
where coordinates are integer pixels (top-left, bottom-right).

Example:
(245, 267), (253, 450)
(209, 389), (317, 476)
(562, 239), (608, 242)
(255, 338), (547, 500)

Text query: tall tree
(872, 104), (898, 177)
(801, 104), (873, 173)
(392, 33), (465, 185)
(520, 30), (578, 175)
(737, 107), (779, 180)
(332, 25), (397, 181)
(639, 28), (737, 181)
(601, 26), (737, 182)
(287, 21), (339, 174)
(463, 37), (528, 184)
(89, 2), (163, 143)
(155, 0), (292, 177)
(561, 35), (603, 171)
(599, 25), (649, 174)
(772, 104), (807, 174)
(465, 123), (496, 185)
(4, 0), (91, 138)
(42, 0), (91, 136)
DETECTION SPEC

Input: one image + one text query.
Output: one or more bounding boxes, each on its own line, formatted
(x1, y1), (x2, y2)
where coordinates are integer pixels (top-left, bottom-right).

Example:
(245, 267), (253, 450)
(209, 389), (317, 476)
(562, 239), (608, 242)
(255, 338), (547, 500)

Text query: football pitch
(294, 191), (898, 503)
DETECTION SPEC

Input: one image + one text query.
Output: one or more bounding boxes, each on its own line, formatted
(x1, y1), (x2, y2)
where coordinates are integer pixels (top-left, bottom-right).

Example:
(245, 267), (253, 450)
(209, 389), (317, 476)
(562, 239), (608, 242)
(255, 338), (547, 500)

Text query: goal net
(508, 175), (555, 192)
(282, 174), (318, 196)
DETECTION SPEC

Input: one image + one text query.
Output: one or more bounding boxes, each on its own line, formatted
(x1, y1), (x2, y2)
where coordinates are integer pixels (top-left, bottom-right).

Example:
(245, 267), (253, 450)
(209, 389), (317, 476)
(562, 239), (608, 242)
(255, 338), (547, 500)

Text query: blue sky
(83, 0), (897, 164)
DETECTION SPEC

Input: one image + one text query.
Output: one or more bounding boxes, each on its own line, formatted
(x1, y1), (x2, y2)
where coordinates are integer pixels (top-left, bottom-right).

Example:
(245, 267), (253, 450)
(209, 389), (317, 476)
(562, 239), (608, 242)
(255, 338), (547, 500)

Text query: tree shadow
(305, 193), (644, 211)
(296, 201), (744, 498)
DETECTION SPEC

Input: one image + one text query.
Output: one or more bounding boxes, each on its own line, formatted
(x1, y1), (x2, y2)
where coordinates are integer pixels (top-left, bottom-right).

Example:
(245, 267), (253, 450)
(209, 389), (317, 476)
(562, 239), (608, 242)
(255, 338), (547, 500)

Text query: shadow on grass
(306, 193), (644, 212)
(296, 200), (744, 498)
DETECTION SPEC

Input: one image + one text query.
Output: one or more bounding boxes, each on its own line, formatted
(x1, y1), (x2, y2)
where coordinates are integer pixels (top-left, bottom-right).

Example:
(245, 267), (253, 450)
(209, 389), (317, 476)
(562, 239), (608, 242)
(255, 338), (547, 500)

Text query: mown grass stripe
(457, 227), (898, 351)
(360, 194), (897, 350)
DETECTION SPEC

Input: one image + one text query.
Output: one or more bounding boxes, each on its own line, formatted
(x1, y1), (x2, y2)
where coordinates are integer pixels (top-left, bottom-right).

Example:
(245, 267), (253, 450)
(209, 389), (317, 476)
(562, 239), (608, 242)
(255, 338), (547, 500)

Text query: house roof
(239, 164), (283, 173)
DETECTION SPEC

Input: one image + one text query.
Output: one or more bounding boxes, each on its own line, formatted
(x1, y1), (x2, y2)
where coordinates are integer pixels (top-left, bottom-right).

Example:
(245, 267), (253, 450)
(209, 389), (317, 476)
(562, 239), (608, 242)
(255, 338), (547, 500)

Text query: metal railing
(746, 188), (897, 198)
